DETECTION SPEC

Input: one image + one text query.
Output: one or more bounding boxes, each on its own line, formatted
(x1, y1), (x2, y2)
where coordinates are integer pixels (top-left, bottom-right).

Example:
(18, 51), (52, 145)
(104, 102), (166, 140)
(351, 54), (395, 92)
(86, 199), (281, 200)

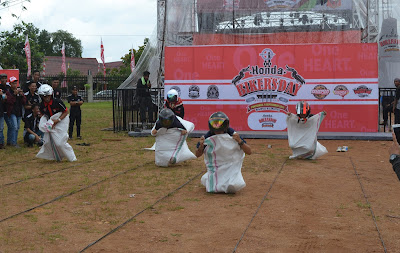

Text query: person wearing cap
(393, 78), (400, 124)
(136, 71), (154, 128)
(67, 86), (84, 139)
(24, 69), (42, 93)
(23, 82), (41, 120)
(0, 73), (8, 149)
(5, 76), (26, 147)
(52, 77), (62, 99)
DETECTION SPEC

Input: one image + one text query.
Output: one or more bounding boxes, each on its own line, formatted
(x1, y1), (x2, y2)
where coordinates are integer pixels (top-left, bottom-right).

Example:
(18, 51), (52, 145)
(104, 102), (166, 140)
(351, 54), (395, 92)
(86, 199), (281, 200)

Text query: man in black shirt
(24, 82), (41, 120)
(151, 108), (187, 136)
(67, 86), (84, 139)
(39, 85), (68, 126)
(136, 71), (154, 128)
(24, 70), (42, 93)
(24, 104), (43, 147)
(0, 73), (8, 149)
(52, 77), (62, 99)
(389, 131), (400, 181)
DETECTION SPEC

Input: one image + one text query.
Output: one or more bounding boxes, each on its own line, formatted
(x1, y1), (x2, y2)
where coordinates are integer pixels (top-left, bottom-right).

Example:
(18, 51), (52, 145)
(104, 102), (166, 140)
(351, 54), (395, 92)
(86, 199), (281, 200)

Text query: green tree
(0, 21), (44, 72)
(117, 38), (149, 75)
(50, 30), (82, 57)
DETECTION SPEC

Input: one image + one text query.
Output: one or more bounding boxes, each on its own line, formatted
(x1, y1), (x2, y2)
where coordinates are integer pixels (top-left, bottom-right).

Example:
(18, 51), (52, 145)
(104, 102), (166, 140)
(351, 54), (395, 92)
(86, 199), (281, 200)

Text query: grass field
(0, 102), (399, 252)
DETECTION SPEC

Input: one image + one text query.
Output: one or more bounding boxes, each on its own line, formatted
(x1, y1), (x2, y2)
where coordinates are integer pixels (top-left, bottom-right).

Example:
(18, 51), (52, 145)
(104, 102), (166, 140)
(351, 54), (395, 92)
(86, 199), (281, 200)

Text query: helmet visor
(209, 118), (225, 130)
(167, 94), (177, 102)
(161, 118), (173, 128)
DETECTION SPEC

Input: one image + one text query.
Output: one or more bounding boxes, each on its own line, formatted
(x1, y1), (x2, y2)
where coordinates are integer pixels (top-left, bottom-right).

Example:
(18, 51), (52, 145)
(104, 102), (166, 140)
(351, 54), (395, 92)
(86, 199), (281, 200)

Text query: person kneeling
(24, 104), (43, 147)
(287, 101), (327, 160)
(151, 108), (195, 167)
(196, 112), (251, 194)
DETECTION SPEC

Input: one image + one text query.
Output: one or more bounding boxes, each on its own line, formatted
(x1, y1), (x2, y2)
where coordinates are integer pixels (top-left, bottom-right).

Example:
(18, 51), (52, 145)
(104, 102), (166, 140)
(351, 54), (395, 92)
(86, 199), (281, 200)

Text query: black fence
(113, 88), (164, 132)
(19, 73), (128, 100)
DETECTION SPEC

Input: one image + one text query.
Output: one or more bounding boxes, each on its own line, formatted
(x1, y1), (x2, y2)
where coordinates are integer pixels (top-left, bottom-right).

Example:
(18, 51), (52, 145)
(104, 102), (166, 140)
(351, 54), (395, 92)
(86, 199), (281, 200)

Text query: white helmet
(167, 89), (179, 102)
(38, 84), (53, 96)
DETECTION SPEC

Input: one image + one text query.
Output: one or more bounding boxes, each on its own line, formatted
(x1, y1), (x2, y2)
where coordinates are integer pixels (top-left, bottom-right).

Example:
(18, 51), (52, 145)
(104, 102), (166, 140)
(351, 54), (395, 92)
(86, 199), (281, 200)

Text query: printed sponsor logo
(311, 85), (330, 100)
(246, 97), (256, 103)
(247, 102), (287, 113)
(232, 48), (305, 98)
(353, 85), (372, 97)
(333, 85), (349, 99)
(188, 85), (200, 99)
(170, 86), (181, 97)
(278, 97), (288, 103)
(207, 85), (219, 99)
(258, 114), (277, 128)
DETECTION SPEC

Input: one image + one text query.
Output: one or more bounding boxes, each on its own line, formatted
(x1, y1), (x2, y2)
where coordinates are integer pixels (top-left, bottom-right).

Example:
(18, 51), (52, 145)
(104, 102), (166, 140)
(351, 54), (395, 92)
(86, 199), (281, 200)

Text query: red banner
(130, 48), (135, 72)
(165, 43), (379, 132)
(0, 69), (20, 88)
(61, 42), (67, 88)
(24, 35), (31, 78)
(101, 39), (106, 77)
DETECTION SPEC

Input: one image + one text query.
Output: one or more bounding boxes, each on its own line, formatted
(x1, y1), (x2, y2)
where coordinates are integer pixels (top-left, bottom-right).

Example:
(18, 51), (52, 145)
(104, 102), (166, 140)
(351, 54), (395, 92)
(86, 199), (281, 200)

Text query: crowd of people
(0, 71), (83, 150)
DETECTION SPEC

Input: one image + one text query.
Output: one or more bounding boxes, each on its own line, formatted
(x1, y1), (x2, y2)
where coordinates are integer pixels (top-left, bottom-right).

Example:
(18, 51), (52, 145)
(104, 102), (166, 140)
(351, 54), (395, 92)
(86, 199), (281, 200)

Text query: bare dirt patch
(1, 135), (399, 252)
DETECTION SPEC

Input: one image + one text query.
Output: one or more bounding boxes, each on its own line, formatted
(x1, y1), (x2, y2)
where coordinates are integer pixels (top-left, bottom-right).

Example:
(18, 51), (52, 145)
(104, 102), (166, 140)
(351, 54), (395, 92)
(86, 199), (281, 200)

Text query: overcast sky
(0, 0), (157, 63)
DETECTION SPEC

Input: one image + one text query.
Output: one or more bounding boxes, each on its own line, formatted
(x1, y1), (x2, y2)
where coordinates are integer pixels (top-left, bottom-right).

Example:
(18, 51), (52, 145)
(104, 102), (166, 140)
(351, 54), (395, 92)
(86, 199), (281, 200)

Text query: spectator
(24, 70), (42, 92)
(393, 78), (400, 124)
(136, 71), (154, 128)
(165, 89), (185, 118)
(24, 82), (41, 119)
(67, 86), (84, 139)
(5, 76), (26, 147)
(389, 131), (400, 181)
(24, 104), (43, 147)
(52, 77), (62, 99)
(0, 73), (8, 149)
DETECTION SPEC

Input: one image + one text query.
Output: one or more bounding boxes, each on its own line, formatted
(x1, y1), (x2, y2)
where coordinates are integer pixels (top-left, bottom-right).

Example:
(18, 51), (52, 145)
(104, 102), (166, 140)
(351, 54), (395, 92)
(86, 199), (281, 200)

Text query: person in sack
(165, 89), (185, 119)
(151, 108), (195, 167)
(5, 76), (26, 147)
(286, 101), (327, 159)
(196, 112), (251, 194)
(36, 84), (77, 162)
(151, 108), (187, 136)
(24, 104), (44, 147)
(67, 86), (84, 139)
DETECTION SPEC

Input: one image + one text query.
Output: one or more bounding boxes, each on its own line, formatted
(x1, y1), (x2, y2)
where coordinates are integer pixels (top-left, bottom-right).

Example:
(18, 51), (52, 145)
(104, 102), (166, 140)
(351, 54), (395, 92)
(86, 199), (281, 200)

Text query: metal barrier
(113, 88), (164, 132)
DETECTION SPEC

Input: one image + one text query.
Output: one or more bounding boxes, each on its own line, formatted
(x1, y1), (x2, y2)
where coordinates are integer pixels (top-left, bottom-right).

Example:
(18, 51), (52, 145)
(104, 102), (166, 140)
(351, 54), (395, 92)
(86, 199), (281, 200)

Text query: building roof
(43, 56), (123, 76)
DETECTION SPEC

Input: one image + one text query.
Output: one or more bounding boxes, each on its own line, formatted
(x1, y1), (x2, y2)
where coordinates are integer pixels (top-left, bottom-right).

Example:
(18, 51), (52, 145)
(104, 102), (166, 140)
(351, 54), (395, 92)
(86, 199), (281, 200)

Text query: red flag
(43, 61), (46, 77)
(24, 35), (31, 77)
(100, 39), (106, 77)
(130, 47), (135, 72)
(61, 42), (67, 88)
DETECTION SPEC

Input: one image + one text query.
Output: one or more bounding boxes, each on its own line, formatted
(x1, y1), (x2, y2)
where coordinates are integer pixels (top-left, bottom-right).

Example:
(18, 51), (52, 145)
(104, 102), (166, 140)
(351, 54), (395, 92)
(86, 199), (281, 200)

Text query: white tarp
(286, 112), (328, 159)
(201, 133), (246, 193)
(151, 117), (196, 167)
(378, 17), (400, 88)
(36, 112), (77, 162)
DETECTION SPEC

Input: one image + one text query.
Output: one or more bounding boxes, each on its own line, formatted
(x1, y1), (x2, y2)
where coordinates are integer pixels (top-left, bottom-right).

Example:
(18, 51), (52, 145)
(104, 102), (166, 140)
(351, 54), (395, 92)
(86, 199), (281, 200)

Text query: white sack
(152, 117), (196, 167)
(36, 112), (77, 162)
(201, 133), (246, 193)
(286, 112), (328, 160)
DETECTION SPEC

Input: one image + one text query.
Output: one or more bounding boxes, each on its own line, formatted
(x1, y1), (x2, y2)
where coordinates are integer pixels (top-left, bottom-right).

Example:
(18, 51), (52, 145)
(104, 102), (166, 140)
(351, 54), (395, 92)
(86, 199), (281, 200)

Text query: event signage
(165, 43), (378, 132)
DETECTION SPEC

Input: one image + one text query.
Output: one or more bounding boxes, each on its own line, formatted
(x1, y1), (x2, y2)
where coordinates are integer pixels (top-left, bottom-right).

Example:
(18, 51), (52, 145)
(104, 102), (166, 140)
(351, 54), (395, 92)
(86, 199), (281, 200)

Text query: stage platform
(128, 130), (393, 141)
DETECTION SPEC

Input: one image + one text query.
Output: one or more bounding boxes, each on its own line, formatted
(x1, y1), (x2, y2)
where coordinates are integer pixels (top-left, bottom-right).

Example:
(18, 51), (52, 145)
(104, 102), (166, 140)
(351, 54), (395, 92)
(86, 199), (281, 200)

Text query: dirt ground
(0, 137), (399, 253)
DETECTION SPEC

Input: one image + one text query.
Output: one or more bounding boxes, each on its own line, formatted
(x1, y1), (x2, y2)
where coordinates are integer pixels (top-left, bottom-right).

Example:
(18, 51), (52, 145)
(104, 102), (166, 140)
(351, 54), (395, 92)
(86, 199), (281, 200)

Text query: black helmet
(159, 108), (175, 128)
(208, 111), (229, 133)
(296, 101), (311, 118)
